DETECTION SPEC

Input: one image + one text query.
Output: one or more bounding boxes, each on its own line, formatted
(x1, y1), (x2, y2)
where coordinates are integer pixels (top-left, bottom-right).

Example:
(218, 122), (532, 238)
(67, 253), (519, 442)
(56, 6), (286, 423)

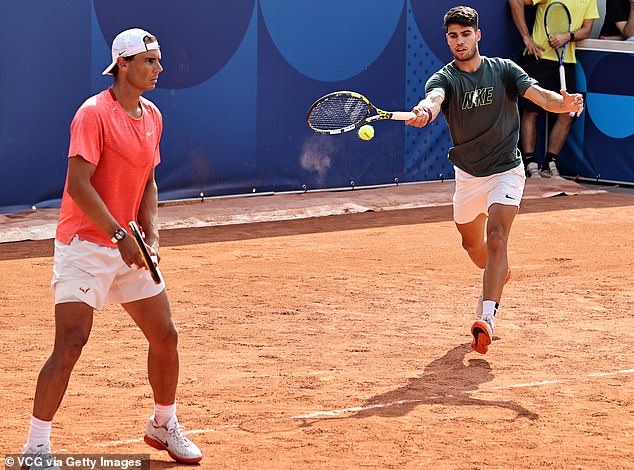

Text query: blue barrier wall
(563, 47), (634, 183)
(2, 1), (627, 214)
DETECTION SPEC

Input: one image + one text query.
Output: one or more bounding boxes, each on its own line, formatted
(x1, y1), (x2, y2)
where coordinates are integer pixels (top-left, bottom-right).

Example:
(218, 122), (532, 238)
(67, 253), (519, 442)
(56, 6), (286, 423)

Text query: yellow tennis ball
(358, 124), (375, 141)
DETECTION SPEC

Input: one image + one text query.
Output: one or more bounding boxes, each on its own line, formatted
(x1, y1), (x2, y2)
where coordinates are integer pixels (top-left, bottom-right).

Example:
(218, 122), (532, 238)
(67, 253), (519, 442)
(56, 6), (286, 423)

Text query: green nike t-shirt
(425, 57), (537, 177)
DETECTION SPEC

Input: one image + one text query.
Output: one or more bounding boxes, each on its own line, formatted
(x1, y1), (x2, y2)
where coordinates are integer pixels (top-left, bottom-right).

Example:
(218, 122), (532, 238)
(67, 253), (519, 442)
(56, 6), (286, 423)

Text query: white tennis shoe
(526, 162), (542, 178)
(144, 417), (202, 464)
(540, 161), (562, 179)
(21, 443), (61, 470)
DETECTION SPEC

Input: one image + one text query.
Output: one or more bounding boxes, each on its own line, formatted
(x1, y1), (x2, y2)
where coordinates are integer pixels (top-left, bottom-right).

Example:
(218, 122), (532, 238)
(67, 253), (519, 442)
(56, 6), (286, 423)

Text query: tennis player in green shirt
(406, 6), (583, 354)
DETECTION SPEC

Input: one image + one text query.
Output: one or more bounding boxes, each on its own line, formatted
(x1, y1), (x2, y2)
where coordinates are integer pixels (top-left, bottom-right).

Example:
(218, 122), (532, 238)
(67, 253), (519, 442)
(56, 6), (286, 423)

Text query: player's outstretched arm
(406, 88), (445, 128)
(523, 84), (584, 115)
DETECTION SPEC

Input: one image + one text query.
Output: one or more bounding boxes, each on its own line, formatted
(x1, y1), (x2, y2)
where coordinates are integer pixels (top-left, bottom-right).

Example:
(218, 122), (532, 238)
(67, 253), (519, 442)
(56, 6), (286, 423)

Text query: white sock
(482, 300), (499, 323)
(25, 415), (52, 451)
(153, 402), (176, 428)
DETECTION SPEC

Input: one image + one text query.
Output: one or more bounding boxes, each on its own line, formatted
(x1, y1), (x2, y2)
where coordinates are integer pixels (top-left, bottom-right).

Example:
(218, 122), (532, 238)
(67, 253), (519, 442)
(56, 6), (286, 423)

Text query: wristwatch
(111, 227), (127, 243)
(569, 31), (575, 41)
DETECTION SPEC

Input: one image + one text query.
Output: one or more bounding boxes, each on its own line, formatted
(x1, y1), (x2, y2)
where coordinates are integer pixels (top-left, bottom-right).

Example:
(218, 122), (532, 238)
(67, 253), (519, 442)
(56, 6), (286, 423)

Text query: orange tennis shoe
(471, 318), (493, 354)
(471, 267), (510, 354)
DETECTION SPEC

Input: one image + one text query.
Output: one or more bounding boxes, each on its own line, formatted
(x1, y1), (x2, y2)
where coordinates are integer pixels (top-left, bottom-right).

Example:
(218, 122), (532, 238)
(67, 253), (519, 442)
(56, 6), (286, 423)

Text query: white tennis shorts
(453, 164), (526, 225)
(51, 236), (165, 310)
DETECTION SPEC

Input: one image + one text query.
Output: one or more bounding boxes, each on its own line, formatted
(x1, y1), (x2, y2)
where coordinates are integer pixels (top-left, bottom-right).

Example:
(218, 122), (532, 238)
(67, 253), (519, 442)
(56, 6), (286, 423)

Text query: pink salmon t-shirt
(56, 88), (162, 247)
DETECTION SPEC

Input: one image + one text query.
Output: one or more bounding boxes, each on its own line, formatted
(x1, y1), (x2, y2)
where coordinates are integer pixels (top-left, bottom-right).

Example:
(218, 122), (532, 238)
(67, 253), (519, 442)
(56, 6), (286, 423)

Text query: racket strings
(545, 5), (570, 36)
(308, 96), (368, 131)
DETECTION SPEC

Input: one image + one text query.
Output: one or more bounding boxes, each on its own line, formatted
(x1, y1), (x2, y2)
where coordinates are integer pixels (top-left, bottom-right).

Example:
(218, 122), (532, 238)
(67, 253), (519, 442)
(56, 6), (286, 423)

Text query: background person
(508, 0), (599, 178)
(600, 0), (634, 40)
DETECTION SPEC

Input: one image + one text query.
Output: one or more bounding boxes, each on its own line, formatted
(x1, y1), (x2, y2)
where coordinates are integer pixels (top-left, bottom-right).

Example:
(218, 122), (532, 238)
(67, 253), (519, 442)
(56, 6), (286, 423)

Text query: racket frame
(544, 1), (576, 116)
(544, 2), (572, 90)
(306, 91), (415, 135)
(128, 220), (162, 285)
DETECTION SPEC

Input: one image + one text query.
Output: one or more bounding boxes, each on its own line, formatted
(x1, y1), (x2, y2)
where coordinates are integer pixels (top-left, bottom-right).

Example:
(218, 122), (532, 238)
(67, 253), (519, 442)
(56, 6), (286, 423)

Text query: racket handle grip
(559, 66), (567, 91)
(559, 66), (576, 117)
(390, 111), (417, 121)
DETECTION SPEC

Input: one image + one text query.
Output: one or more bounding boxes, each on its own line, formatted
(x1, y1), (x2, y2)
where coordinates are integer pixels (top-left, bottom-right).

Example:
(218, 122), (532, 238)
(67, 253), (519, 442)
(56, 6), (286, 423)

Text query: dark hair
(443, 6), (478, 31)
(111, 56), (134, 77)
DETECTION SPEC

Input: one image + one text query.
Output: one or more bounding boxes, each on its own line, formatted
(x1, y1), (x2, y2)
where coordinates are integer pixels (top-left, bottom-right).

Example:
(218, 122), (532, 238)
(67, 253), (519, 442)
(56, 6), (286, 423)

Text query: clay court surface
(1, 179), (634, 469)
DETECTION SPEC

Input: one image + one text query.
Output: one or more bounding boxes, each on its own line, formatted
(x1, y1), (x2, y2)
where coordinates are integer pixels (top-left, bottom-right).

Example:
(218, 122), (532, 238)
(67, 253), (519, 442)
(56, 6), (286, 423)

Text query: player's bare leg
(470, 203), (518, 353)
(23, 303), (93, 466)
(124, 291), (202, 463)
(455, 212), (488, 270)
(456, 211), (489, 318)
(32, 303), (94, 421)
(482, 203), (517, 303)
(456, 205), (517, 353)
(123, 290), (178, 404)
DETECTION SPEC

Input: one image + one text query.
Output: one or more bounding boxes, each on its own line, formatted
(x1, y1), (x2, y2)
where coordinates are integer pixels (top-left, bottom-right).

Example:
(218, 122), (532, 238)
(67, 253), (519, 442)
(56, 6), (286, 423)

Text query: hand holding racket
(128, 221), (162, 285)
(306, 91), (418, 135)
(407, 101), (435, 128)
(544, 1), (577, 117)
(560, 89), (584, 115)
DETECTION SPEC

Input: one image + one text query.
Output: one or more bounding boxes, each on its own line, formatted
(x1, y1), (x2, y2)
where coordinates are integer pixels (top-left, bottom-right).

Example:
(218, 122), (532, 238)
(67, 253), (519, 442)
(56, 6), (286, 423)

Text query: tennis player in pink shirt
(21, 28), (202, 467)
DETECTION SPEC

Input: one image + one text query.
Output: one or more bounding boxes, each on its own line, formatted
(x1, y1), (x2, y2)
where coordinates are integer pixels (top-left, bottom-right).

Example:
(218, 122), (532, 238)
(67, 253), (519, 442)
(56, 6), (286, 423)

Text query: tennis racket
(544, 1), (576, 116)
(128, 220), (162, 285)
(306, 91), (416, 135)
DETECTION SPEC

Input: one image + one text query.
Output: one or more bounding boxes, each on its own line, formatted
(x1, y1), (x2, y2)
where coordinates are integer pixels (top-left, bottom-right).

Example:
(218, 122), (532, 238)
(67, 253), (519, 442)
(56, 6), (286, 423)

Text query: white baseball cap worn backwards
(102, 28), (160, 76)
